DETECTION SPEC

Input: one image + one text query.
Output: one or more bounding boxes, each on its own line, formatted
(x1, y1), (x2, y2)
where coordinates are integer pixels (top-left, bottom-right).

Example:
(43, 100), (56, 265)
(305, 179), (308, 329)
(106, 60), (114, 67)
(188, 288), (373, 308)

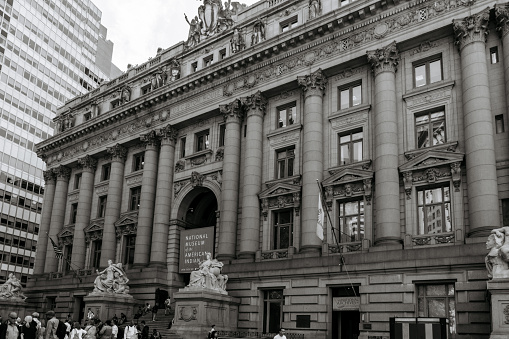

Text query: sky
(98, 0), (260, 73)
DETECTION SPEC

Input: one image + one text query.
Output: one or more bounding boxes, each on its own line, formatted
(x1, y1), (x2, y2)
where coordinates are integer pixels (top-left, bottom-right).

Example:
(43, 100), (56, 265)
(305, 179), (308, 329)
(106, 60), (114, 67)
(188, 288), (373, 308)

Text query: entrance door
(332, 311), (360, 339)
(263, 290), (284, 333)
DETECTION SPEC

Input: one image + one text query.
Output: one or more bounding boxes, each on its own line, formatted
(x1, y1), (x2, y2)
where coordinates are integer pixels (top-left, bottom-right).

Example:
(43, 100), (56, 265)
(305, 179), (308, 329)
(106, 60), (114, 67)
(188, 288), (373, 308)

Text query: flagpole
(47, 232), (83, 283)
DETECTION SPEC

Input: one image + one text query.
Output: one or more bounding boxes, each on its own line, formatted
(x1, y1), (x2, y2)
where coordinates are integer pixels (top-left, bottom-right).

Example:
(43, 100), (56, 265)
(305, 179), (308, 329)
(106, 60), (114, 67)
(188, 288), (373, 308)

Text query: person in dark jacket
(0, 312), (21, 339)
(21, 316), (38, 339)
(139, 322), (149, 339)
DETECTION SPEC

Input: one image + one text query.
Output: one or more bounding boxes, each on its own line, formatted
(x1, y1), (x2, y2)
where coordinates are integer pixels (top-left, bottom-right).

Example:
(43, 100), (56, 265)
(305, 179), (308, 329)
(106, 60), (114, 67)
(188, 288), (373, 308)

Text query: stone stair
(133, 311), (181, 339)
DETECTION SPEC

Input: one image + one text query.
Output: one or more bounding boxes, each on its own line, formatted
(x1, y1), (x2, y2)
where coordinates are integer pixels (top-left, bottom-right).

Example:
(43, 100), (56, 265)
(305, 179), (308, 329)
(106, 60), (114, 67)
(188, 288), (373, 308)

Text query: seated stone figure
(187, 252), (228, 293)
(92, 260), (130, 294)
(0, 273), (27, 299)
(486, 228), (509, 279)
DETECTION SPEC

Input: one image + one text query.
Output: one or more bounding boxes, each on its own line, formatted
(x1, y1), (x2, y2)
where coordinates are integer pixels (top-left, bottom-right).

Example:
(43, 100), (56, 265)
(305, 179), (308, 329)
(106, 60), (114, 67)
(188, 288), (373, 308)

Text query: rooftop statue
(186, 252), (228, 294)
(92, 260), (131, 295)
(486, 227), (509, 279)
(0, 273), (27, 300)
(184, 0), (237, 49)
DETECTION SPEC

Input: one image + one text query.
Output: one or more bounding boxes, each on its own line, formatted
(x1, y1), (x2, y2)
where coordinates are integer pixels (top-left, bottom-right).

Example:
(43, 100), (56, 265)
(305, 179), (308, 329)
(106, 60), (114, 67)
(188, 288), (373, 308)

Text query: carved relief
(450, 162), (461, 192)
(126, 174), (143, 187)
(410, 41), (438, 55)
(230, 28), (246, 54)
(220, 99), (244, 123)
(215, 147), (224, 162)
(179, 306), (197, 322)
(175, 160), (186, 173)
(297, 68), (327, 97)
(251, 19), (265, 46)
(191, 171), (205, 187)
(78, 155), (97, 170)
(107, 144), (127, 162)
(366, 41), (399, 76)
(308, 0), (321, 20)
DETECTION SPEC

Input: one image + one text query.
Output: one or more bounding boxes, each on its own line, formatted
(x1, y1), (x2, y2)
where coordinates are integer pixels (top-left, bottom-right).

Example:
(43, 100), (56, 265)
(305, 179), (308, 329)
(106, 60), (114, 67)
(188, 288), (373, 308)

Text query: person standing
(207, 325), (215, 339)
(273, 329), (287, 339)
(21, 316), (38, 339)
(44, 311), (59, 339)
(163, 297), (171, 316)
(150, 304), (158, 322)
(0, 312), (21, 339)
(69, 323), (85, 339)
(83, 320), (96, 339)
(63, 321), (71, 339)
(110, 320), (118, 339)
(123, 321), (136, 339)
(97, 321), (111, 339)
(139, 322), (148, 339)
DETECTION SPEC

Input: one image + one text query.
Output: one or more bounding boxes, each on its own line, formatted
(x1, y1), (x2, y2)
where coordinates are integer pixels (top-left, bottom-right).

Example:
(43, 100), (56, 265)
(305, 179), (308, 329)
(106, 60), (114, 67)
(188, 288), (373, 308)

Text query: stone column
(238, 91), (267, 260)
(366, 41), (402, 247)
(100, 144), (127, 267)
(72, 155), (97, 268)
(150, 124), (178, 266)
(454, 9), (500, 237)
(497, 6), (509, 141)
(217, 99), (244, 261)
(33, 170), (56, 275)
(44, 165), (71, 273)
(297, 69), (327, 254)
(133, 130), (159, 267)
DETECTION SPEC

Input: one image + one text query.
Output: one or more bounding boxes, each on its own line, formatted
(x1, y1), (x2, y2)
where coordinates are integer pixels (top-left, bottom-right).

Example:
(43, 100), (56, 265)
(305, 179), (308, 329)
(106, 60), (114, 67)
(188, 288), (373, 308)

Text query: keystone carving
(366, 41), (399, 76)
(453, 7), (490, 50)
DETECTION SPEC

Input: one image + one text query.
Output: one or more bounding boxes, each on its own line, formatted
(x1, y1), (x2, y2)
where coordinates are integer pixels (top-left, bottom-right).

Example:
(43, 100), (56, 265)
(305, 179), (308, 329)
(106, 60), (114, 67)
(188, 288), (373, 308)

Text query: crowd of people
(0, 310), (163, 339)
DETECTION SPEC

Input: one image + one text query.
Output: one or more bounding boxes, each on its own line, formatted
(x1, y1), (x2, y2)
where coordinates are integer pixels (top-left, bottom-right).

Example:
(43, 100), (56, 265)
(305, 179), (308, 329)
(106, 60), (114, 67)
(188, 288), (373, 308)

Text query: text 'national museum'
(20, 0), (509, 337)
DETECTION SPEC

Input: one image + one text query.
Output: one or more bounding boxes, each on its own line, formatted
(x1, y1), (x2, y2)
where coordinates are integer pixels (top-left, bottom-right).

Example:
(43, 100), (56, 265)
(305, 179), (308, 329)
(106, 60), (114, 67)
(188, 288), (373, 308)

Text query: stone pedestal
(0, 299), (29, 318)
(487, 279), (509, 339)
(170, 290), (240, 339)
(83, 293), (137, 321)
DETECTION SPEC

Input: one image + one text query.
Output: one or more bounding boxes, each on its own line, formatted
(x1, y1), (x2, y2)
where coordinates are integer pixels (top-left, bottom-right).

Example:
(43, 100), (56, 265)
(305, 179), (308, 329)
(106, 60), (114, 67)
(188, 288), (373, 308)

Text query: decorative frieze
(453, 7), (490, 50)
(366, 41), (399, 76)
(95, 182), (109, 195)
(267, 124), (301, 148)
(114, 212), (139, 238)
(126, 173), (143, 187)
(403, 81), (454, 108)
(175, 160), (186, 173)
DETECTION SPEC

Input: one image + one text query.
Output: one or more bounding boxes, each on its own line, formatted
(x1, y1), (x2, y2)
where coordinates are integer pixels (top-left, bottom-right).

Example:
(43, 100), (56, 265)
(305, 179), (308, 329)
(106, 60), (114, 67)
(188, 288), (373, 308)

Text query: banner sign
(179, 226), (215, 273)
(333, 297), (360, 311)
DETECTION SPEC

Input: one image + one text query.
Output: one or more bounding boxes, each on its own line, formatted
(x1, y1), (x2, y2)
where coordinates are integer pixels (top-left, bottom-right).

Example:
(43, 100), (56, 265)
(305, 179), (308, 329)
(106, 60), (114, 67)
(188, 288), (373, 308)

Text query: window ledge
(329, 103), (371, 120)
(404, 141), (459, 160)
(184, 148), (213, 161)
(265, 175), (301, 189)
(403, 80), (455, 100)
(267, 123), (302, 139)
(328, 159), (373, 175)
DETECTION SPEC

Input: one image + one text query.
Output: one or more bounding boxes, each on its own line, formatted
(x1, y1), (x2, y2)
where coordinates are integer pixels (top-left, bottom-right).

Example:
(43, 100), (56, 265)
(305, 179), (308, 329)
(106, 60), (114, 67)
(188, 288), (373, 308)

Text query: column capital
(297, 68), (327, 98)
(241, 91), (267, 118)
(43, 170), (56, 185)
(107, 144), (127, 162)
(140, 130), (159, 148)
(78, 155), (97, 172)
(453, 7), (490, 50)
(220, 99), (244, 124)
(367, 41), (399, 76)
(495, 4), (509, 38)
(158, 124), (178, 146)
(53, 165), (71, 181)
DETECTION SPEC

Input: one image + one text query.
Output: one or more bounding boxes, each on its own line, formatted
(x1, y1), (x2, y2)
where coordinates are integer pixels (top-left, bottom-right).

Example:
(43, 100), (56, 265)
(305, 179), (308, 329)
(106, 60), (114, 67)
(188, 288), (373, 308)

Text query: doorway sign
(333, 297), (360, 311)
(179, 226), (215, 273)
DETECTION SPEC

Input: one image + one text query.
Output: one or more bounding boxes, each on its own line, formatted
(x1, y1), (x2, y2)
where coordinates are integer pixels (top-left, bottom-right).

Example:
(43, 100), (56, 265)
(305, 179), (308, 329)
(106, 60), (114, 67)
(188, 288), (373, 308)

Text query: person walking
(163, 298), (171, 316)
(150, 304), (158, 322)
(0, 312), (21, 339)
(44, 312), (59, 339)
(273, 329), (287, 339)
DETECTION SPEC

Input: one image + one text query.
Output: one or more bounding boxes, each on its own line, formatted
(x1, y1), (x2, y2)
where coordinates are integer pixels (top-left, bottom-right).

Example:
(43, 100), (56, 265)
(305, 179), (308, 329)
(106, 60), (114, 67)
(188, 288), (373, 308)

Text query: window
(496, 115), (505, 134)
(74, 173), (82, 190)
(98, 195), (107, 218)
(219, 124), (226, 147)
(277, 103), (296, 128)
(414, 56), (442, 87)
(203, 55), (213, 67)
(141, 85), (151, 95)
(491, 46), (499, 64)
(101, 163), (111, 181)
(417, 283), (456, 335)
(132, 152), (145, 172)
(338, 129), (363, 165)
(276, 147), (295, 179)
(195, 130), (210, 152)
(280, 16), (298, 32)
(263, 290), (284, 334)
(338, 199), (364, 242)
(90, 240), (101, 270)
(338, 82), (361, 110)
(70, 203), (78, 224)
(124, 235), (136, 266)
(180, 137), (186, 158)
(84, 112), (91, 121)
(273, 209), (293, 249)
(129, 186), (142, 211)
(415, 109), (446, 148)
(220, 48), (227, 60)
(417, 185), (451, 234)
(191, 61), (198, 73)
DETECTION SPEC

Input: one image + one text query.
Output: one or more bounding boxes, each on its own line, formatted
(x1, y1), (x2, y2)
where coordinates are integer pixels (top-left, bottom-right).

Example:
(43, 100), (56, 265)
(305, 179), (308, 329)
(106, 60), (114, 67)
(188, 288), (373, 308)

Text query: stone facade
(28, 0), (509, 337)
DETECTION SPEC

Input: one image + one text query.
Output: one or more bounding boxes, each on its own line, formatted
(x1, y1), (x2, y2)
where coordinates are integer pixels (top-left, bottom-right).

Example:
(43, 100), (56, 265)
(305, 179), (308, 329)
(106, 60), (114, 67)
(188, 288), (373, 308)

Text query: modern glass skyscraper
(0, 0), (119, 286)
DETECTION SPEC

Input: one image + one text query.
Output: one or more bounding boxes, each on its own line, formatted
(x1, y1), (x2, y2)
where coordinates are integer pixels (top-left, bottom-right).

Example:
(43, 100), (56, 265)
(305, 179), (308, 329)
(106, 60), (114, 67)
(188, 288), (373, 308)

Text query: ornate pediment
(114, 212), (139, 227)
(85, 221), (104, 233)
(322, 166), (374, 208)
(399, 148), (464, 199)
(57, 226), (75, 246)
(115, 211), (138, 238)
(259, 183), (302, 220)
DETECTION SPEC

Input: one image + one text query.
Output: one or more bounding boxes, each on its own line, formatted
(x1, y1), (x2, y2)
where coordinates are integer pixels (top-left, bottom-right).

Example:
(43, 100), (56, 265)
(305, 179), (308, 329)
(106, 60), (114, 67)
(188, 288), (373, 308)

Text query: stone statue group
(486, 227), (509, 279)
(187, 252), (228, 293)
(0, 273), (26, 300)
(92, 260), (130, 294)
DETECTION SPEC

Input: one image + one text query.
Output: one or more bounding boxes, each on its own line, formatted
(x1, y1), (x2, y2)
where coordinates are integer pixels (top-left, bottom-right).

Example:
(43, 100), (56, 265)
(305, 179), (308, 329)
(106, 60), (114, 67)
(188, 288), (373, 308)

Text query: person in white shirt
(69, 323), (85, 339)
(123, 321), (137, 339)
(273, 328), (287, 339)
(111, 320), (118, 339)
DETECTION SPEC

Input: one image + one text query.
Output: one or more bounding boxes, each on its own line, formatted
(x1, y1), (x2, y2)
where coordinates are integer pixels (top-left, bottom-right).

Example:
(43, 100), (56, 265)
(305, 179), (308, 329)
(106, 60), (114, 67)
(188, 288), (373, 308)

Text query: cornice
(37, 0), (492, 163)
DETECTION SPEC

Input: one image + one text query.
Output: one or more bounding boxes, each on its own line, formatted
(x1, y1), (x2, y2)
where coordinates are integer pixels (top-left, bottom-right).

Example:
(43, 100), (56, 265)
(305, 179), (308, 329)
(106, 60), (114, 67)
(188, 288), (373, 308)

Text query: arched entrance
(177, 187), (218, 229)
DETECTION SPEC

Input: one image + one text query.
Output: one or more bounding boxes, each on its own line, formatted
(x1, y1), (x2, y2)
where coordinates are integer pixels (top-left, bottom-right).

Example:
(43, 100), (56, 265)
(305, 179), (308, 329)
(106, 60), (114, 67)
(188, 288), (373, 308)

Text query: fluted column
(454, 8), (500, 236)
(33, 171), (56, 275)
(72, 155), (97, 269)
(217, 99), (244, 261)
(133, 130), (159, 267)
(297, 69), (327, 254)
(239, 91), (267, 260)
(150, 124), (178, 266)
(44, 165), (71, 273)
(100, 144), (127, 267)
(367, 41), (401, 246)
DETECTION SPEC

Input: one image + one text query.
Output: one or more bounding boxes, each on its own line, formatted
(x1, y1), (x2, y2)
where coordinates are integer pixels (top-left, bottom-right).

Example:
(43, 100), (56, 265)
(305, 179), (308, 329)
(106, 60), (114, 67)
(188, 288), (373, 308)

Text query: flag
(49, 236), (63, 259)
(317, 192), (324, 240)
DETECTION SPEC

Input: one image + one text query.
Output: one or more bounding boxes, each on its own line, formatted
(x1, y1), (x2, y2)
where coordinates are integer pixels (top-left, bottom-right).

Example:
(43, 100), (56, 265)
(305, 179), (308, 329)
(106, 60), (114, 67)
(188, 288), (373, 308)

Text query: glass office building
(0, 0), (119, 286)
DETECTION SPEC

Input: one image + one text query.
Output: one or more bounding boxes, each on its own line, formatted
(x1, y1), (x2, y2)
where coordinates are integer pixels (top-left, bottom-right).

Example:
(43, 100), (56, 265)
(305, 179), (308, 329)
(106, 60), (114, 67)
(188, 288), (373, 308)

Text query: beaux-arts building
(27, 0), (509, 337)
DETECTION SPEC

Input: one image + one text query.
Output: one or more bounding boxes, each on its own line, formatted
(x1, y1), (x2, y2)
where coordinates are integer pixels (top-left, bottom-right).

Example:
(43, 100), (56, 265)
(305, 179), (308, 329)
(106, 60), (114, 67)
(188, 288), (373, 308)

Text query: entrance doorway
(332, 311), (360, 339)
(263, 289), (284, 333)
